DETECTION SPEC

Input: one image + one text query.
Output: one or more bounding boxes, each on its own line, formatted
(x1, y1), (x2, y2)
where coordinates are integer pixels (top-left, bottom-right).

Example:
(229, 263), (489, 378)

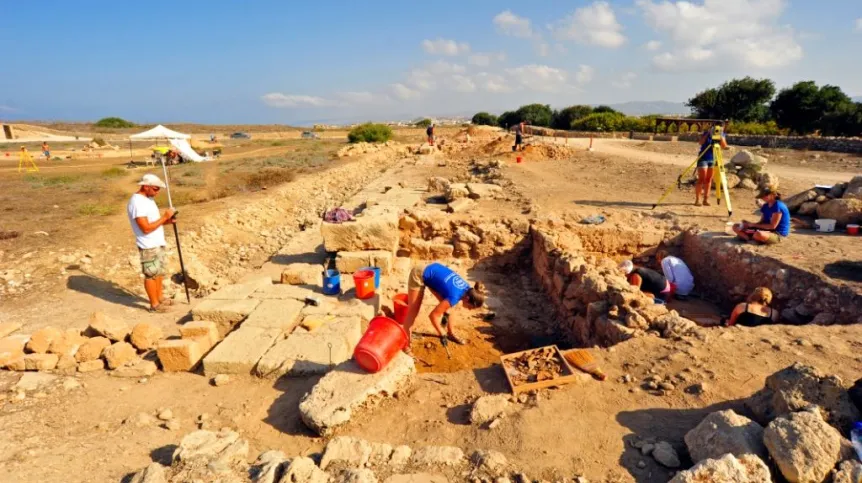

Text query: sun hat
(757, 186), (777, 199)
(619, 260), (634, 275)
(137, 173), (167, 189)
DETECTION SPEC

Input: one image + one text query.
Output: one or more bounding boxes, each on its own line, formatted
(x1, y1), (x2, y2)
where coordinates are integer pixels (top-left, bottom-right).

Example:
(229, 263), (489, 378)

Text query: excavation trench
(397, 209), (862, 374)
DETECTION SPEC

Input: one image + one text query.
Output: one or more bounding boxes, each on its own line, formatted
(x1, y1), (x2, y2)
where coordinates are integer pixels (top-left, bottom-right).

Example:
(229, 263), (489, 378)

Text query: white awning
(129, 124), (191, 140)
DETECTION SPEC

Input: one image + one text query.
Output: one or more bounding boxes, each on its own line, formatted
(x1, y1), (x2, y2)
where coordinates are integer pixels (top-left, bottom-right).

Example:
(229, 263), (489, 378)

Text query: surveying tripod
(18, 147), (39, 173)
(652, 124), (732, 217)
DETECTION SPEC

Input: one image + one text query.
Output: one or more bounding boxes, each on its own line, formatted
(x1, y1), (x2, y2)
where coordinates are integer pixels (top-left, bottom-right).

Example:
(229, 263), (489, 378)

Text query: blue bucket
(323, 269), (341, 295)
(360, 266), (381, 288)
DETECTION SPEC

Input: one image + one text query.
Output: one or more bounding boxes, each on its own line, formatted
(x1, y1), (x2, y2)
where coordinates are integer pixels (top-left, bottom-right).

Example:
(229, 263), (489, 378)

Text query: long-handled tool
(439, 313), (452, 359)
(159, 159), (191, 304)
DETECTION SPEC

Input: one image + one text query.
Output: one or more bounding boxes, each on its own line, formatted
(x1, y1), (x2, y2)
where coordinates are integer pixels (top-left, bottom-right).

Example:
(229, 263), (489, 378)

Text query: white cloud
(856, 17), (862, 31)
(574, 65), (595, 84)
(421, 38), (470, 56)
(425, 60), (466, 75)
(475, 73), (512, 93)
(468, 52), (506, 67)
(261, 93), (335, 108)
(536, 42), (551, 57)
(337, 91), (374, 104)
(390, 83), (421, 100)
(612, 72), (637, 89)
(553, 1), (626, 48)
(644, 40), (662, 51)
(637, 0), (802, 71)
(505, 64), (570, 92)
(494, 10), (534, 38)
(445, 75), (477, 93)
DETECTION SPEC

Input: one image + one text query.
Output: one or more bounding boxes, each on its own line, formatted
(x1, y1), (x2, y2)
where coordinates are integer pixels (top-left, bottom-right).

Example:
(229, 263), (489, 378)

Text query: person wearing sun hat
(127, 174), (176, 312)
(732, 186), (790, 245)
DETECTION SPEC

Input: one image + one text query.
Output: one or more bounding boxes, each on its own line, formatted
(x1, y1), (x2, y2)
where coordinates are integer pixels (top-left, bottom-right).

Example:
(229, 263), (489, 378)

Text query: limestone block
(321, 214), (399, 252)
(201, 326), (282, 375)
(191, 298), (261, 337)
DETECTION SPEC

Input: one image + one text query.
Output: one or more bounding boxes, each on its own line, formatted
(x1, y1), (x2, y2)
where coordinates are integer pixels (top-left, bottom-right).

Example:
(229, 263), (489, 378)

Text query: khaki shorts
(408, 264), (428, 291)
(139, 246), (167, 279)
(759, 233), (782, 245)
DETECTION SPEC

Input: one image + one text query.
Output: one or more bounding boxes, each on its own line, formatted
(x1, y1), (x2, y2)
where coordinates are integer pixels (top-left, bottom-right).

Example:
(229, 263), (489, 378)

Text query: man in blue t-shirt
(732, 187), (791, 244)
(695, 123), (729, 207)
(402, 262), (487, 353)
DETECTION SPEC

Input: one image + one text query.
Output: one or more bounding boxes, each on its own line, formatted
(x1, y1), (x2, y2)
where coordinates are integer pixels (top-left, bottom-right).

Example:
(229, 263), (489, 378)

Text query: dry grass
(77, 203), (116, 216)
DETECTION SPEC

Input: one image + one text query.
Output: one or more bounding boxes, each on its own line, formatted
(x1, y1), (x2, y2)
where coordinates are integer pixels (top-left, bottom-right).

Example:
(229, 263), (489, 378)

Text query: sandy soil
(1, 125), (861, 482)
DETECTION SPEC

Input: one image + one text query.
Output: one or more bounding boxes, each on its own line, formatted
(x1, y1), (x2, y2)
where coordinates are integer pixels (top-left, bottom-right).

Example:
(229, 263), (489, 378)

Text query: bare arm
(751, 212), (782, 231)
(727, 303), (745, 326)
(719, 136), (729, 149)
(428, 300), (452, 337)
(135, 209), (175, 234)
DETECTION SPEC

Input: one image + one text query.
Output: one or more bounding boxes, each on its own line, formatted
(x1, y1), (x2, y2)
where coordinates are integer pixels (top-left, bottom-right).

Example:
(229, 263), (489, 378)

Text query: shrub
(414, 118), (432, 128)
(730, 121), (785, 135)
(471, 112), (498, 126)
(347, 123), (393, 143)
(552, 105), (593, 129)
(571, 112), (627, 131)
(77, 203), (116, 216)
(94, 117), (135, 128)
(101, 167), (126, 178)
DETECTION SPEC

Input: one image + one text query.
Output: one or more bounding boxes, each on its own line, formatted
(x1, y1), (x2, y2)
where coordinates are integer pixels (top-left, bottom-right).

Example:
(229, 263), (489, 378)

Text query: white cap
(137, 173), (167, 188)
(619, 260), (634, 275)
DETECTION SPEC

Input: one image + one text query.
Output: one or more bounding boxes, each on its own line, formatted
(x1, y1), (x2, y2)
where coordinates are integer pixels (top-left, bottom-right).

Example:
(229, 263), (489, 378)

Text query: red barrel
(353, 270), (375, 299)
(354, 316), (409, 373)
(393, 293), (409, 324)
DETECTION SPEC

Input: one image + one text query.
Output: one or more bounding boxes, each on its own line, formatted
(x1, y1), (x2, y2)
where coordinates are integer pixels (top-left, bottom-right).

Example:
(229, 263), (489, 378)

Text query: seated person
(726, 287), (779, 327)
(656, 250), (694, 298)
(402, 262), (487, 353)
(732, 187), (790, 244)
(620, 260), (671, 301)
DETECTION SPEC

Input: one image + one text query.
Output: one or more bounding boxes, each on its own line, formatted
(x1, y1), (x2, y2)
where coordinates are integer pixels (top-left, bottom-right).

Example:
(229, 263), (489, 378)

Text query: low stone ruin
(128, 430), (532, 483)
(722, 150), (778, 192)
(784, 175), (862, 227)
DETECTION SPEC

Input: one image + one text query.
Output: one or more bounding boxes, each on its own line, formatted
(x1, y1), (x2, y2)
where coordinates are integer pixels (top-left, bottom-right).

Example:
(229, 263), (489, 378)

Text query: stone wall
(681, 231), (862, 325)
(677, 133), (862, 154)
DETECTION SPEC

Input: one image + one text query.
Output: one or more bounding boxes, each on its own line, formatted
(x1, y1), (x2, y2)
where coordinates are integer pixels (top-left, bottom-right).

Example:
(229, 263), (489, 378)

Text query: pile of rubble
(337, 141), (411, 158)
(722, 150), (778, 191)
(784, 175), (862, 226)
(128, 430), (533, 483)
(520, 143), (578, 160)
(670, 362), (862, 482)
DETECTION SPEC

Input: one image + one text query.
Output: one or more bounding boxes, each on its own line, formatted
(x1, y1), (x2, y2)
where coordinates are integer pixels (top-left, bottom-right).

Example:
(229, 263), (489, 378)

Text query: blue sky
(1, 0), (861, 125)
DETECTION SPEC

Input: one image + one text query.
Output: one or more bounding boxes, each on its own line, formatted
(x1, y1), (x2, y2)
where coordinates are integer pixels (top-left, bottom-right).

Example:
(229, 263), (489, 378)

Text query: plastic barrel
(322, 269), (341, 295)
(360, 266), (381, 288)
(393, 293), (409, 324)
(353, 270), (376, 299)
(354, 316), (409, 373)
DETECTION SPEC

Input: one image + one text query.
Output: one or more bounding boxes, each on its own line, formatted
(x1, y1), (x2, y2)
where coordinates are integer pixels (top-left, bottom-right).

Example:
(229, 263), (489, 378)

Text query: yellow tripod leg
(712, 145), (732, 217)
(652, 149), (707, 210)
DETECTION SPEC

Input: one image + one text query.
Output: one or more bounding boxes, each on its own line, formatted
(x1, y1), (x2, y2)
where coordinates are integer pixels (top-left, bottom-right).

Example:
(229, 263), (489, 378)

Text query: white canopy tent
(128, 124), (206, 162)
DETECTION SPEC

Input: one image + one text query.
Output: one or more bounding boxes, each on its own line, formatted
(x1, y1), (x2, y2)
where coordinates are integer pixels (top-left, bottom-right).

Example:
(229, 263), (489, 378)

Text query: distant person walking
(695, 123), (728, 206)
(426, 124), (435, 145)
(513, 121), (525, 151)
(127, 174), (176, 313)
(41, 141), (50, 161)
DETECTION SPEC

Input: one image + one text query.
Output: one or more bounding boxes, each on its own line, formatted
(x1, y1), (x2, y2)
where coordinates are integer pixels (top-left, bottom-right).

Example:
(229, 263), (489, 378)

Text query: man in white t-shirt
(656, 250), (694, 297)
(127, 174), (176, 312)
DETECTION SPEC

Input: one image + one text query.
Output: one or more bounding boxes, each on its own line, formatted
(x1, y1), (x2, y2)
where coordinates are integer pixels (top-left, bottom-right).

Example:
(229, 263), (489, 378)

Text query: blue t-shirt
(423, 263), (470, 307)
(760, 200), (791, 237)
(698, 130), (726, 162)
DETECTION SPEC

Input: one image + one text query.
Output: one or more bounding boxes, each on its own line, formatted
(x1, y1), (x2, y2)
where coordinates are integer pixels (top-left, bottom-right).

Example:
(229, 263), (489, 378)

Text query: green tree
(820, 102), (862, 137)
(414, 118), (432, 128)
(571, 112), (627, 131)
(552, 105), (593, 129)
(770, 81), (853, 134)
(94, 117), (136, 128)
(471, 112), (498, 126)
(514, 103), (553, 127)
(347, 123), (393, 143)
(497, 111), (520, 129)
(592, 105), (619, 114)
(687, 77), (775, 121)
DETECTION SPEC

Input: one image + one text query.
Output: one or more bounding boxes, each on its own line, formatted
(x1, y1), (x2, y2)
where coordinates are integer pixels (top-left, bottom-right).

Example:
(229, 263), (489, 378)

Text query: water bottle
(852, 421), (862, 461)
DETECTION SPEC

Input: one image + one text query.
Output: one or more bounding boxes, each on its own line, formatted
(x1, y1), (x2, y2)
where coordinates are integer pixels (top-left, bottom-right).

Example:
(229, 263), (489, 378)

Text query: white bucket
(815, 219), (837, 233)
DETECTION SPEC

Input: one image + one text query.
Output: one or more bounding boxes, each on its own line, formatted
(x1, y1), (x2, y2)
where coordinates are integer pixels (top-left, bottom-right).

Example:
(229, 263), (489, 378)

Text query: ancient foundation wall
(681, 231), (862, 325)
(676, 133), (862, 154)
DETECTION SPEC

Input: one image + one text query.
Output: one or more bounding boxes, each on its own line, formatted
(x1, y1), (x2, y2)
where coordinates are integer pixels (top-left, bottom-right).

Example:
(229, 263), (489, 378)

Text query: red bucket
(354, 316), (409, 373)
(848, 224), (860, 236)
(516, 156), (522, 163)
(393, 293), (409, 324)
(353, 270), (375, 299)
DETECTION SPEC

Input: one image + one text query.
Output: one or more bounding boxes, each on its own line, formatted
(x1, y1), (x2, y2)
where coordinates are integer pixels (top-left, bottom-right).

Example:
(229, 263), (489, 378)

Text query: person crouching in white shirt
(127, 174), (176, 312)
(656, 250), (695, 299)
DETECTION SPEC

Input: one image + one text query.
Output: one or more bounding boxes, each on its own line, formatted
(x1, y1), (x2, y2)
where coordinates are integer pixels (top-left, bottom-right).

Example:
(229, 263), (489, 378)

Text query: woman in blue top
(695, 123), (728, 207)
(403, 262), (487, 351)
(732, 187), (791, 244)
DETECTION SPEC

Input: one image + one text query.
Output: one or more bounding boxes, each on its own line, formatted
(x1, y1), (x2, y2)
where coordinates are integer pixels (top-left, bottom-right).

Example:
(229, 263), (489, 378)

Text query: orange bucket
(354, 316), (409, 373)
(353, 270), (376, 299)
(516, 156), (522, 163)
(393, 293), (409, 324)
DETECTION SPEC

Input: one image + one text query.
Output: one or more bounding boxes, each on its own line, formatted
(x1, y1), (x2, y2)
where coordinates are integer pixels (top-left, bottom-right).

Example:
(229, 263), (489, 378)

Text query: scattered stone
(844, 175), (862, 200)
(832, 460), (862, 483)
(75, 336), (111, 363)
(471, 449), (508, 475)
(637, 461), (646, 469)
(338, 468), (379, 483)
(427, 176), (451, 192)
(172, 429), (249, 472)
(446, 184), (470, 202)
(191, 298), (262, 337)
(280, 263), (323, 286)
(447, 198), (475, 214)
(411, 446), (465, 467)
(299, 352), (416, 435)
(466, 183), (503, 200)
(212, 374), (230, 386)
(369, 442), (394, 466)
(14, 372), (57, 391)
(157, 338), (206, 372)
(250, 450), (288, 483)
(488, 418), (502, 430)
(816, 198), (862, 226)
(179, 321), (220, 349)
(62, 377), (81, 391)
(384, 474), (447, 483)
(798, 201), (818, 216)
(130, 323), (164, 351)
(87, 312), (130, 342)
(763, 408), (842, 483)
(320, 436), (373, 470)
(22, 353), (59, 371)
(127, 412), (158, 428)
(165, 420), (181, 431)
(684, 410), (767, 462)
(389, 445), (413, 468)
(47, 331), (87, 358)
(0, 322), (22, 338)
(129, 462), (169, 483)
(659, 382), (675, 391)
(281, 456), (329, 483)
(77, 359), (105, 373)
(652, 441), (680, 468)
(112, 360), (158, 378)
(470, 395), (511, 426)
(687, 382), (708, 395)
(0, 335), (27, 366)
(103, 342), (137, 369)
(25, 327), (63, 354)
(158, 409), (174, 421)
(669, 454), (770, 483)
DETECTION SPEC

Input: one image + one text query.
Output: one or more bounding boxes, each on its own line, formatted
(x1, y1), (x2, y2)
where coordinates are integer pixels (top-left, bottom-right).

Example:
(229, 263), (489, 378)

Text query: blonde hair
(747, 286), (773, 305)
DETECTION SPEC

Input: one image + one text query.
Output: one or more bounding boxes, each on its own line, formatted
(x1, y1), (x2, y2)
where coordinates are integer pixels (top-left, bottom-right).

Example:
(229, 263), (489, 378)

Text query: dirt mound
(481, 135), (516, 155)
(520, 143), (578, 160)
